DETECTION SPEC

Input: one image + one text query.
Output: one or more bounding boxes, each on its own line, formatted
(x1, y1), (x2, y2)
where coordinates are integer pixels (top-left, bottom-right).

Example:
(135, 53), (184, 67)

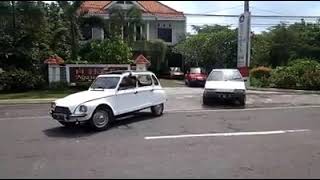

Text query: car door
(115, 75), (139, 115)
(151, 74), (164, 105)
(136, 74), (153, 109)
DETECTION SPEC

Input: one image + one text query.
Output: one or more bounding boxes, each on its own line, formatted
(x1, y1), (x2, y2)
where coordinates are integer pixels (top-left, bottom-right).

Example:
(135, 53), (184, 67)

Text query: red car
(185, 67), (208, 87)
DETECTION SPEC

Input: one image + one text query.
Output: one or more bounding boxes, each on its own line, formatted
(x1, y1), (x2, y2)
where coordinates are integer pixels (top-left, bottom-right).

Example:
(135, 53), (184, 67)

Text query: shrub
(270, 66), (298, 89)
(0, 69), (46, 92)
(250, 66), (272, 87)
(49, 82), (69, 90)
(301, 70), (320, 90)
(270, 59), (320, 90)
(250, 66), (272, 79)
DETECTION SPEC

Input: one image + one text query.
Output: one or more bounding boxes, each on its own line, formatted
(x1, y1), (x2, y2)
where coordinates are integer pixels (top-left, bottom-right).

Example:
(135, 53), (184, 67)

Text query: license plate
(53, 113), (67, 121)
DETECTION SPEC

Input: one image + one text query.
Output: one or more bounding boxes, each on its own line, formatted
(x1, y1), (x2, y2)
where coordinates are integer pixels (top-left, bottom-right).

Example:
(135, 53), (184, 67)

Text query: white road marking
(0, 105), (319, 121)
(0, 115), (50, 121)
(165, 105), (320, 113)
(144, 129), (310, 140)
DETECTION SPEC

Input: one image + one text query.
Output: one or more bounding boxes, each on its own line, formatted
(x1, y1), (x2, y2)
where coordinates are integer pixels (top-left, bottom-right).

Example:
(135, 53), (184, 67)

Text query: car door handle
(134, 91), (138, 94)
(150, 89), (154, 92)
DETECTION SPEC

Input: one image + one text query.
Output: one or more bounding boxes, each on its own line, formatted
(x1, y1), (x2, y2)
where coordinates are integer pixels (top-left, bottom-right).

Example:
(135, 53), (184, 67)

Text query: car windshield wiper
(91, 87), (105, 91)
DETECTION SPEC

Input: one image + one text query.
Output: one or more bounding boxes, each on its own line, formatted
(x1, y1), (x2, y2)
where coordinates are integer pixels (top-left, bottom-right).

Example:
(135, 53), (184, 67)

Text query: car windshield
(190, 68), (201, 73)
(90, 77), (120, 89)
(171, 67), (181, 72)
(207, 70), (243, 81)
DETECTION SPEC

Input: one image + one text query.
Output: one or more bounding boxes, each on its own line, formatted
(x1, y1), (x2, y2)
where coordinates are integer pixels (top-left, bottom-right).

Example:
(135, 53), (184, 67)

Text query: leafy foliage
(0, 69), (45, 92)
(173, 25), (237, 71)
(268, 59), (320, 90)
(249, 66), (272, 88)
(252, 20), (320, 67)
(80, 36), (133, 64)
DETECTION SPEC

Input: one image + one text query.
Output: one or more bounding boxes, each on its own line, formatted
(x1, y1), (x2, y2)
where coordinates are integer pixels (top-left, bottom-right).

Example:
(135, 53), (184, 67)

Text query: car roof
(97, 70), (155, 77)
(211, 69), (239, 72)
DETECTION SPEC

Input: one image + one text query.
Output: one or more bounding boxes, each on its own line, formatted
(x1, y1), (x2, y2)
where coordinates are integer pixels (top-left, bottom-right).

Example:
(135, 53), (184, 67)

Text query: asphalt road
(1, 88), (320, 178)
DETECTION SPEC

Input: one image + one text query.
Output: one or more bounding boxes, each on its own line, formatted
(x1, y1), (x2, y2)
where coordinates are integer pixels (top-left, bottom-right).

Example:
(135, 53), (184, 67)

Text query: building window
(158, 28), (172, 43)
(81, 25), (92, 40)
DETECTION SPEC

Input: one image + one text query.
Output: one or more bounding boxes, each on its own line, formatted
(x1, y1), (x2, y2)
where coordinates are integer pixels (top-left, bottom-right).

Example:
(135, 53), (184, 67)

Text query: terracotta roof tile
(80, 1), (111, 13)
(135, 54), (151, 65)
(80, 1), (184, 17)
(137, 1), (184, 17)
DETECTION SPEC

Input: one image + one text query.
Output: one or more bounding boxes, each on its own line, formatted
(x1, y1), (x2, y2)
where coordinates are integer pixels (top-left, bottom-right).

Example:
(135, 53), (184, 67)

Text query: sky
(159, 1), (320, 34)
(43, 1), (320, 34)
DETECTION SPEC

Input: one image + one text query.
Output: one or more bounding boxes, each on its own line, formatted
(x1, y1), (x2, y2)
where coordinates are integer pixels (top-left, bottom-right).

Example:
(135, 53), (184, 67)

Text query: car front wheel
(90, 108), (113, 131)
(151, 103), (164, 116)
(203, 96), (210, 105)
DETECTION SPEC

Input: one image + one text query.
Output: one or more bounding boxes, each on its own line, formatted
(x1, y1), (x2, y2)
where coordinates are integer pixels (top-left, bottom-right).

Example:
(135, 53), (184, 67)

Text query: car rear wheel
(58, 121), (77, 128)
(90, 108), (113, 131)
(151, 103), (164, 116)
(239, 95), (246, 106)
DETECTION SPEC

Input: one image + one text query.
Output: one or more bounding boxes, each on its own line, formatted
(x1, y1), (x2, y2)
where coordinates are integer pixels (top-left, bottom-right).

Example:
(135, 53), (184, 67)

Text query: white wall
(92, 27), (104, 40)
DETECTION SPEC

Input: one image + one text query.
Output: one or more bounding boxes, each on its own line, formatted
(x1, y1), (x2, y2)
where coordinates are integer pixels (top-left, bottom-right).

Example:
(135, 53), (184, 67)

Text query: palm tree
(57, 1), (84, 61)
(108, 5), (142, 43)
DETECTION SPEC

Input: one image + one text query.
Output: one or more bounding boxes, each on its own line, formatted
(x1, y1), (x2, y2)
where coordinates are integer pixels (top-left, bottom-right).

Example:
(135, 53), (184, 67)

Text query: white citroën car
(50, 71), (167, 131)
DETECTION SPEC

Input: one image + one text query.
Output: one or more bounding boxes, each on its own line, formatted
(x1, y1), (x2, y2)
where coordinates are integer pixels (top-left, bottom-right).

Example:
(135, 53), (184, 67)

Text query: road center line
(144, 129), (310, 140)
(165, 105), (320, 113)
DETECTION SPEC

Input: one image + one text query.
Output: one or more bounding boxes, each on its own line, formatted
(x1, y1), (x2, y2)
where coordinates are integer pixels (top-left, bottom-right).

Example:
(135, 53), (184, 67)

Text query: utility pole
(237, 1), (251, 85)
(244, 1), (249, 12)
(244, 1), (251, 70)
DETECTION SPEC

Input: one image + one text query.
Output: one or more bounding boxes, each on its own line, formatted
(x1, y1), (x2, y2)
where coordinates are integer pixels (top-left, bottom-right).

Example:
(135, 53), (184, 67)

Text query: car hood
(205, 81), (246, 90)
(55, 90), (116, 112)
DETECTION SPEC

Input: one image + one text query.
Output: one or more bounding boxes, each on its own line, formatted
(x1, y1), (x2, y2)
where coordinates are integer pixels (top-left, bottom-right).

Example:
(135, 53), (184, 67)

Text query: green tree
(107, 5), (142, 43)
(57, 1), (84, 61)
(0, 1), (50, 71)
(81, 36), (133, 64)
(174, 25), (237, 71)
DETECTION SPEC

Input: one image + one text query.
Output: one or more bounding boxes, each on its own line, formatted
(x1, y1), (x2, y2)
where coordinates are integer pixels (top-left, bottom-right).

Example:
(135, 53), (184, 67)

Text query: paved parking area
(1, 87), (320, 178)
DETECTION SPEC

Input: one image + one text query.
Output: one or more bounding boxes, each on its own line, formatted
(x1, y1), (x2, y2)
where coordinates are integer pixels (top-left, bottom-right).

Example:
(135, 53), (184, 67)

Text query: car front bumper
(50, 110), (88, 122)
(203, 90), (245, 100)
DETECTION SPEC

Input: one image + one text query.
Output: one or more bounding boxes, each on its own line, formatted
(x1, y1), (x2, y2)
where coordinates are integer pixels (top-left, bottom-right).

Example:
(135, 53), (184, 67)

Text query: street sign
(237, 11), (251, 77)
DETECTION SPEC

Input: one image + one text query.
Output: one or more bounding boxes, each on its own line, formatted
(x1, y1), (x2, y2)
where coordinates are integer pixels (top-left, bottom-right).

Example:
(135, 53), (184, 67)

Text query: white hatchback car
(203, 69), (246, 106)
(50, 71), (166, 131)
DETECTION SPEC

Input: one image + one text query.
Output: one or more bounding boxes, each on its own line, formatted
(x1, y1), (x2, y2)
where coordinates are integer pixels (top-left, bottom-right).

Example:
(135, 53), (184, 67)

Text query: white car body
(203, 69), (246, 105)
(50, 71), (167, 123)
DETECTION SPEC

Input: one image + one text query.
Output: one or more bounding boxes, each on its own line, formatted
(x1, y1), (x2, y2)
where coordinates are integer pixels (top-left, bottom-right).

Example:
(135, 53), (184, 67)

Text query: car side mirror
(244, 78), (248, 82)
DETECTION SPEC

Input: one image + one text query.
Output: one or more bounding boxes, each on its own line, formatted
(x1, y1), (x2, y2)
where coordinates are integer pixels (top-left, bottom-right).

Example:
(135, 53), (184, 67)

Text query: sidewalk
(1, 87), (319, 105)
(247, 87), (320, 94)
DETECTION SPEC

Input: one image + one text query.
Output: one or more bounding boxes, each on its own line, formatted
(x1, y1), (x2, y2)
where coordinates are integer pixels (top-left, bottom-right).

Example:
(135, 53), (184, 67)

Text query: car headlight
(234, 89), (245, 93)
(51, 102), (56, 109)
(79, 105), (88, 113)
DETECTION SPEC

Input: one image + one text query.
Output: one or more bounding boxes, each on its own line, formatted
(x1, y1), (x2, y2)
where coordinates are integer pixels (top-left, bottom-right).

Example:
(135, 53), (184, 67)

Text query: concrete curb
(247, 87), (320, 94)
(0, 98), (56, 105)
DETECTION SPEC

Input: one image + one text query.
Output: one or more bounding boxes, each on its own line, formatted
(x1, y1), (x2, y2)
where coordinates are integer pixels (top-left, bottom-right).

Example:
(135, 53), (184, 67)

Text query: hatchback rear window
(190, 68), (201, 73)
(207, 70), (243, 81)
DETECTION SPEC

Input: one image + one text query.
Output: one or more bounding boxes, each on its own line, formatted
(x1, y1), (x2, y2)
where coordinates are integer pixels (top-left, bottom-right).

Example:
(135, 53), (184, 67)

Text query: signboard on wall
(67, 64), (131, 83)
(69, 67), (104, 83)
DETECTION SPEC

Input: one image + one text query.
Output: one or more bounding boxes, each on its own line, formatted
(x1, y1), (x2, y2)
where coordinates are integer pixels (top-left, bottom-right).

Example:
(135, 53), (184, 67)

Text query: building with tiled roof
(79, 1), (186, 45)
